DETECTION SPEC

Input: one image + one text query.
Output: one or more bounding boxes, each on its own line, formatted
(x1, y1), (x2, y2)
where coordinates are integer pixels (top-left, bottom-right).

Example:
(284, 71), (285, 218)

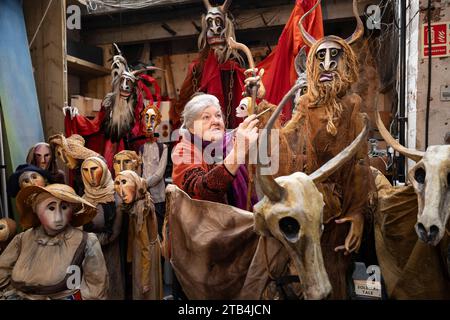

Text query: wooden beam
(67, 54), (110, 77)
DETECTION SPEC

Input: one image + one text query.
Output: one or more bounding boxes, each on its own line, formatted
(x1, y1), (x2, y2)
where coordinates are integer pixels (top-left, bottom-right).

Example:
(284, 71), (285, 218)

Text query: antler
(309, 114), (369, 184)
(345, 0), (364, 45)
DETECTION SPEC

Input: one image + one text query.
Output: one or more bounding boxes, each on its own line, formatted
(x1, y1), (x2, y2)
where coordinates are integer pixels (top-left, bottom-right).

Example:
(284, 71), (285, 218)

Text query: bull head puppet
(102, 43), (163, 143)
(254, 86), (370, 299)
(376, 113), (450, 246)
(299, 0), (363, 135)
(199, 0), (242, 64)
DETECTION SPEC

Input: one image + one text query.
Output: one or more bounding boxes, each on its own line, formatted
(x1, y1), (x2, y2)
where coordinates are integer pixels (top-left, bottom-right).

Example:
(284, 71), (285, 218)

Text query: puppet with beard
(64, 44), (162, 170)
(281, 0), (376, 299)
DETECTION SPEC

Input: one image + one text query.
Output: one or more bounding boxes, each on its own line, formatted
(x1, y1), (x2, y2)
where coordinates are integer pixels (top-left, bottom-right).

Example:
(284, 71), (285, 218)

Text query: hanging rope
(29, 0), (54, 48)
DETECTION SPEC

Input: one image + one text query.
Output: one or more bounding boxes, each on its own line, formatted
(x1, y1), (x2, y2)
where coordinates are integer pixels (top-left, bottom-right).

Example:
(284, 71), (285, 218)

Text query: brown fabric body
(373, 170), (450, 299)
(165, 185), (300, 300)
(284, 93), (375, 299)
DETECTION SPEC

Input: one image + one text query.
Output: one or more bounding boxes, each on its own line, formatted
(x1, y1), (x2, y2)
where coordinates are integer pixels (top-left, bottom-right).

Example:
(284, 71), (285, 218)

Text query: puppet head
(7, 164), (51, 198)
(103, 44), (162, 143)
(81, 157), (105, 188)
(114, 170), (147, 205)
(49, 134), (99, 170)
(26, 142), (52, 170)
(299, 0), (363, 135)
(81, 157), (115, 206)
(235, 97), (253, 119)
(113, 150), (142, 177)
(198, 0), (241, 64)
(16, 184), (96, 231)
(0, 218), (17, 250)
(141, 103), (162, 139)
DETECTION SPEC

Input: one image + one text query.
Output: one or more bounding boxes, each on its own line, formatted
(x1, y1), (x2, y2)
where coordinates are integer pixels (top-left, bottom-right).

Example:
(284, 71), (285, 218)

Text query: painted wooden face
(206, 8), (226, 49)
(81, 159), (103, 187)
(34, 144), (52, 170)
(113, 154), (139, 177)
(0, 219), (11, 242)
(19, 171), (46, 189)
(114, 174), (137, 204)
(55, 146), (79, 169)
(35, 194), (73, 236)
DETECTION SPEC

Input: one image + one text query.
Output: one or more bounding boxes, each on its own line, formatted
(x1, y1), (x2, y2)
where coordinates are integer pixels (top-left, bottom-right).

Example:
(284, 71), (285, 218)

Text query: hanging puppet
(64, 44), (162, 169)
(0, 184), (108, 300)
(139, 103), (168, 237)
(48, 134), (99, 195)
(274, 0), (376, 299)
(7, 164), (52, 198)
(113, 150), (142, 177)
(81, 156), (125, 300)
(26, 142), (65, 184)
(114, 170), (162, 300)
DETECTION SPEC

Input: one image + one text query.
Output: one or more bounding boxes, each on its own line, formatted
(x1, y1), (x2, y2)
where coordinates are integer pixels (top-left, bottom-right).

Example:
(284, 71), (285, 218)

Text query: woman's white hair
(181, 93), (222, 131)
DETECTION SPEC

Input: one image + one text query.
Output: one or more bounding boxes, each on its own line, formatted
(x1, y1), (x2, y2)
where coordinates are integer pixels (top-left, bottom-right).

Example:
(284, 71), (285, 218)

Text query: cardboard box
(70, 95), (101, 117)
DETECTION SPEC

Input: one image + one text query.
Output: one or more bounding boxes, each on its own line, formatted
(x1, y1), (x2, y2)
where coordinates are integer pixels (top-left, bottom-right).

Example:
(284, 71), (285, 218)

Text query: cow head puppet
(254, 88), (370, 299)
(377, 113), (450, 246)
(102, 43), (162, 143)
(198, 0), (242, 64)
(299, 0), (363, 135)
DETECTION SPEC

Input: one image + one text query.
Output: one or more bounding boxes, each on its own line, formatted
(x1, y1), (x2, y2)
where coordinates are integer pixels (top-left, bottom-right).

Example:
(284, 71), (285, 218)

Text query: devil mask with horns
(102, 44), (162, 143)
(198, 0), (241, 64)
(299, 0), (363, 136)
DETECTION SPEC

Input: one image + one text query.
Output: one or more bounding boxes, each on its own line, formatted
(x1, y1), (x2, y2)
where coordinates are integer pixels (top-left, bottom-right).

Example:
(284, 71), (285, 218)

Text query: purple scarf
(189, 132), (258, 211)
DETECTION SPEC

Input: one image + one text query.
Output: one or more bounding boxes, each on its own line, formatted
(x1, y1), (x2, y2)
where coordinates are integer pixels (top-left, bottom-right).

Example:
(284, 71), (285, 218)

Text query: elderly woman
(172, 93), (258, 210)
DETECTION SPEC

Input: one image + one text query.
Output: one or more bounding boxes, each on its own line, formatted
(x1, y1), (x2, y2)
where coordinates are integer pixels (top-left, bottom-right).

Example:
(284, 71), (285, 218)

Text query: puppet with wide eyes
(114, 170), (162, 300)
(0, 184), (107, 300)
(113, 150), (142, 177)
(139, 104), (168, 238)
(7, 164), (51, 198)
(280, 0), (375, 299)
(81, 157), (125, 300)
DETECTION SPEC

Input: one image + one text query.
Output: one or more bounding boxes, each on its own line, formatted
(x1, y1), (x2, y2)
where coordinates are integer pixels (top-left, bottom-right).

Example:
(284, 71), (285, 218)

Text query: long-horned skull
(254, 89), (370, 299)
(377, 113), (450, 246)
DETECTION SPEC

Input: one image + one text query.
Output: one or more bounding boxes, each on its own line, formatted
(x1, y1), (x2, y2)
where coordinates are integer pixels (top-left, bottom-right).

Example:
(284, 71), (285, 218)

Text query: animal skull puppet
(376, 113), (450, 246)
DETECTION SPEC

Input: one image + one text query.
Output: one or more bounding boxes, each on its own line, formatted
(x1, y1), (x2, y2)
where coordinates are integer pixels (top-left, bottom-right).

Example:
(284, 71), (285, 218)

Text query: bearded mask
(299, 0), (363, 135)
(141, 104), (162, 138)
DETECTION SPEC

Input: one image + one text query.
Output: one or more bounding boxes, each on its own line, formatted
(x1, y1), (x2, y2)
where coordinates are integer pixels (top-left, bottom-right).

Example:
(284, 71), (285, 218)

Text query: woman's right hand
(224, 114), (259, 175)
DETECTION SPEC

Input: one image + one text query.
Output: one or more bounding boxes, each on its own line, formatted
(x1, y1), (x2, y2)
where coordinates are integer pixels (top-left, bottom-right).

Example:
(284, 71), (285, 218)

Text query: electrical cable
(425, 0), (432, 149)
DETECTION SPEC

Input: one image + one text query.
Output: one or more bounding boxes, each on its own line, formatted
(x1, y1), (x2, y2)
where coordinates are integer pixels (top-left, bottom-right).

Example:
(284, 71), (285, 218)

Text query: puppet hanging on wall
(81, 156), (125, 300)
(114, 170), (162, 300)
(278, 0), (375, 299)
(64, 44), (162, 169)
(0, 184), (108, 300)
(26, 142), (65, 184)
(139, 103), (167, 237)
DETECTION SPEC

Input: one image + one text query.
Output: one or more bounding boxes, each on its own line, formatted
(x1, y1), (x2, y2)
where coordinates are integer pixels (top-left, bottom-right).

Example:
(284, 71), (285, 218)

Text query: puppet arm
(80, 233), (109, 300)
(146, 145), (168, 188)
(0, 233), (22, 291)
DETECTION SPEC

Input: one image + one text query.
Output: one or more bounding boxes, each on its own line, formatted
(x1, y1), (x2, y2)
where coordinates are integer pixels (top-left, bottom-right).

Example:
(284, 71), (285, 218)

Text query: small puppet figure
(49, 134), (99, 195)
(0, 184), (108, 300)
(114, 170), (162, 300)
(7, 164), (52, 198)
(0, 218), (16, 254)
(81, 156), (124, 300)
(26, 142), (65, 183)
(139, 104), (168, 237)
(113, 150), (142, 178)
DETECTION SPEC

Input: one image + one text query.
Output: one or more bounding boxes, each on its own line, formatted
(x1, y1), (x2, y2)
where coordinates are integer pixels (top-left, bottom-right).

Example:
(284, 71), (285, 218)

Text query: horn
(113, 43), (122, 55)
(257, 83), (302, 202)
(376, 112), (424, 162)
(309, 113), (369, 184)
(220, 0), (231, 13)
(131, 66), (165, 76)
(298, 0), (321, 47)
(345, 0), (364, 45)
(295, 46), (308, 76)
(202, 0), (212, 10)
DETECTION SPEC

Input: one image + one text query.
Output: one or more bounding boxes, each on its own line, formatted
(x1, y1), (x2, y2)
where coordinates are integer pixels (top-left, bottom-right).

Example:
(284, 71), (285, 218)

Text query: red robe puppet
(170, 0), (323, 129)
(65, 46), (161, 170)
